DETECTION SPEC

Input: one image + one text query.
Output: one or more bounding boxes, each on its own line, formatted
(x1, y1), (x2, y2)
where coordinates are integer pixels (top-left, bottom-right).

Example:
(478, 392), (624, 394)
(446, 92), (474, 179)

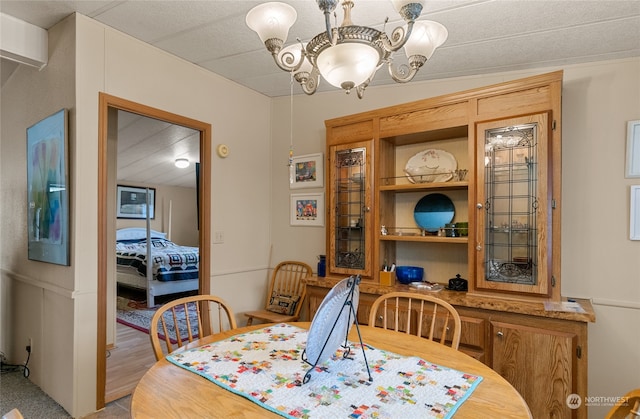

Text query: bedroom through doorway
(97, 93), (212, 409)
(109, 109), (202, 402)
(114, 110), (201, 308)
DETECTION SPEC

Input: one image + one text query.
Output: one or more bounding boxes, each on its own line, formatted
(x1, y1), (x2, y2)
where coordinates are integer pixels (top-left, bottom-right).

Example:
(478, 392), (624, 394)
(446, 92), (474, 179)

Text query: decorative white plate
(409, 282), (444, 292)
(404, 149), (457, 183)
(305, 277), (360, 366)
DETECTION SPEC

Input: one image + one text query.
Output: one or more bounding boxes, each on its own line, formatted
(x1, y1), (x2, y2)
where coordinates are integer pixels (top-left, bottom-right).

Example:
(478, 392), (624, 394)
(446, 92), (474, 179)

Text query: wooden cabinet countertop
(304, 276), (595, 323)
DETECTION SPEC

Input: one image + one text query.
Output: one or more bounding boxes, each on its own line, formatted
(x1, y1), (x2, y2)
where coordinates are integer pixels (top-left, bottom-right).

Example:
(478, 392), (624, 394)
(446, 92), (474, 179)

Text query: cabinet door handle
(363, 206), (371, 212)
(476, 203), (483, 209)
(497, 331), (504, 337)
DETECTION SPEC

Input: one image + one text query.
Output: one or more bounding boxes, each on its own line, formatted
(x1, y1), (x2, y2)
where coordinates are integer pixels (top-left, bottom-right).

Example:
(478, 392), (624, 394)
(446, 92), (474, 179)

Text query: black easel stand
(301, 274), (372, 384)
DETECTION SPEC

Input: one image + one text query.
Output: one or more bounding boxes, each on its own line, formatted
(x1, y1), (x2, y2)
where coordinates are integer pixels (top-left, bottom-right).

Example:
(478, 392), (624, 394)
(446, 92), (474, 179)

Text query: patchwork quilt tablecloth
(167, 323), (482, 419)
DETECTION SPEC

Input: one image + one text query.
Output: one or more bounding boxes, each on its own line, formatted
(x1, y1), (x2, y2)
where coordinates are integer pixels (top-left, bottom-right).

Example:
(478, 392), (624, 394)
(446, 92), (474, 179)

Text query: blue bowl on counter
(395, 266), (424, 284)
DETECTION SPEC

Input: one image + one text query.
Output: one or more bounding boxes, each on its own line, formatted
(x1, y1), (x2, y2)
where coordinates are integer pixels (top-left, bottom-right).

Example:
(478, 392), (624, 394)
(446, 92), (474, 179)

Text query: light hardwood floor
(106, 288), (195, 404)
(106, 322), (160, 403)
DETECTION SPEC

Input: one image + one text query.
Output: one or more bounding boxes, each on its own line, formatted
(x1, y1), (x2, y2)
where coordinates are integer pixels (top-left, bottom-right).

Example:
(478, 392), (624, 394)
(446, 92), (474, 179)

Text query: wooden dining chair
(605, 388), (640, 419)
(368, 291), (462, 350)
(149, 294), (237, 360)
(245, 261), (313, 326)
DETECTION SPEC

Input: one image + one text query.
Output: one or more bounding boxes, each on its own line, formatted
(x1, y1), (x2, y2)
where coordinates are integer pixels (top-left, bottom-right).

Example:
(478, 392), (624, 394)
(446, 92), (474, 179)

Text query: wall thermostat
(216, 144), (229, 158)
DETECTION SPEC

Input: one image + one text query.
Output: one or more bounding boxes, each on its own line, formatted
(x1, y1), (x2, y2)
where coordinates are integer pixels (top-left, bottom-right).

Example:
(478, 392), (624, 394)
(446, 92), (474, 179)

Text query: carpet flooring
(1, 369), (132, 418)
(0, 288), (195, 419)
(1, 371), (70, 418)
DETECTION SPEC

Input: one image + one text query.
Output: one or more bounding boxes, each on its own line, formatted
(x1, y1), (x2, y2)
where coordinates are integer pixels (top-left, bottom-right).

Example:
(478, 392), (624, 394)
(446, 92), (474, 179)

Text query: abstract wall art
(27, 109), (69, 265)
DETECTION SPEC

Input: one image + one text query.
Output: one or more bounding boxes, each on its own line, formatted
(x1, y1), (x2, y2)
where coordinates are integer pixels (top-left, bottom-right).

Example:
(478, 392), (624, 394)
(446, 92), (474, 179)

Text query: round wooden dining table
(131, 322), (531, 418)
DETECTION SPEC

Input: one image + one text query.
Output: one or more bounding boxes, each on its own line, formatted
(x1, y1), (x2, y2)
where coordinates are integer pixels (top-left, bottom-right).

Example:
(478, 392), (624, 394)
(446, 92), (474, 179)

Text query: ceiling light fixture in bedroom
(174, 158), (190, 168)
(246, 0), (448, 99)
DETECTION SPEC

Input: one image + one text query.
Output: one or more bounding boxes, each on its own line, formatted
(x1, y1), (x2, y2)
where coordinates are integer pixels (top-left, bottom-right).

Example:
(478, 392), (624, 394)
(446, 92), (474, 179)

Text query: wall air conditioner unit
(1, 12), (48, 69)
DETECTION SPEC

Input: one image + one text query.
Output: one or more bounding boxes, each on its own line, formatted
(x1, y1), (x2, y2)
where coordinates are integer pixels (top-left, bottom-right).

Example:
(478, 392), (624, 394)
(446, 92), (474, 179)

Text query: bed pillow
(267, 292), (300, 316)
(116, 228), (167, 241)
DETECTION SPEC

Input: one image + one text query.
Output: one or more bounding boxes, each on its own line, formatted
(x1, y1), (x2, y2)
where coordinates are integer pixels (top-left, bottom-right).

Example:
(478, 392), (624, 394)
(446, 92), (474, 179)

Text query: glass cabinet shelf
(380, 234), (468, 243)
(379, 180), (468, 192)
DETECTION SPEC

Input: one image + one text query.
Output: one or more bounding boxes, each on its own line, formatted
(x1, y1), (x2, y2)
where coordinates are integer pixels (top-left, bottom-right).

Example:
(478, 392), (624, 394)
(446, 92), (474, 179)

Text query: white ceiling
(2, 0), (639, 187)
(2, 0), (639, 98)
(116, 110), (200, 189)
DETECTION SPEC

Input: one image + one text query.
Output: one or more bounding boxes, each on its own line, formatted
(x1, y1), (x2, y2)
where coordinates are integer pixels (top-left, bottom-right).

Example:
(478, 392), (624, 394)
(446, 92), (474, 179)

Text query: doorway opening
(97, 93), (212, 409)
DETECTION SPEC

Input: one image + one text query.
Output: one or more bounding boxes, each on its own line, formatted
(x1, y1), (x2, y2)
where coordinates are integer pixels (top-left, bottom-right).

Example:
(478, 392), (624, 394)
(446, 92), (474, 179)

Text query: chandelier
(246, 0), (447, 99)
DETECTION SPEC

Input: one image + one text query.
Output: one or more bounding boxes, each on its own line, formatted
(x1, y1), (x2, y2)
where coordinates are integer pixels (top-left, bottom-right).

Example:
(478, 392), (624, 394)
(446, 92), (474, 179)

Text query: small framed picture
(290, 193), (324, 226)
(290, 153), (324, 189)
(627, 120), (640, 178)
(631, 185), (640, 240)
(117, 185), (155, 219)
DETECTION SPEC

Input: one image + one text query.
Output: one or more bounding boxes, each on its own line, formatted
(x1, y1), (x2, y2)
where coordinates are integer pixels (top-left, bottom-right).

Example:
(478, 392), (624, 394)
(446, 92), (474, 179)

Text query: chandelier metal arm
(376, 2), (423, 53)
(387, 54), (426, 83)
(271, 51), (303, 73)
(269, 42), (306, 73)
(355, 82), (367, 99)
(295, 68), (321, 95)
(378, 21), (415, 53)
(354, 59), (384, 98)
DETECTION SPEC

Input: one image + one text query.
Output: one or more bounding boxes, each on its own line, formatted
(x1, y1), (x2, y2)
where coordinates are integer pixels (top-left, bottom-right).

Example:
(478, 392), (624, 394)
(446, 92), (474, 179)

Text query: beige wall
(1, 10), (638, 418)
(82, 13), (274, 415)
(269, 58), (640, 417)
(1, 13), (273, 417)
(560, 61), (640, 417)
(0, 14), (77, 411)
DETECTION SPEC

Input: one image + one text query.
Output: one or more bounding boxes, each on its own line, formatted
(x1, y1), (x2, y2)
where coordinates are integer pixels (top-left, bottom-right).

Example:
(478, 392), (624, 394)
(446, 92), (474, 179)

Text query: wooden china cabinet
(308, 71), (596, 419)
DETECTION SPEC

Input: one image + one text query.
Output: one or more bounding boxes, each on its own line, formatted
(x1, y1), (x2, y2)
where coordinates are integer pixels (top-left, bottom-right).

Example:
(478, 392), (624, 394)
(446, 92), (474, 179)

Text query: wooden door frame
(96, 93), (212, 408)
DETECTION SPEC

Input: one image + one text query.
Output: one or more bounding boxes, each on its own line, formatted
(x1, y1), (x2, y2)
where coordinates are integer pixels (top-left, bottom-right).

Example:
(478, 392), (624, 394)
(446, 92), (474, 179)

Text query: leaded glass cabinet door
(475, 114), (552, 296)
(328, 141), (373, 278)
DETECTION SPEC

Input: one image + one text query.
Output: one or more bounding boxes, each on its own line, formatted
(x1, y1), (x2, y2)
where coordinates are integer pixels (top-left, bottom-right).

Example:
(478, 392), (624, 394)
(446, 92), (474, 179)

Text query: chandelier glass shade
(246, 0), (448, 98)
(403, 20), (448, 60)
(317, 43), (379, 90)
(246, 2), (297, 44)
